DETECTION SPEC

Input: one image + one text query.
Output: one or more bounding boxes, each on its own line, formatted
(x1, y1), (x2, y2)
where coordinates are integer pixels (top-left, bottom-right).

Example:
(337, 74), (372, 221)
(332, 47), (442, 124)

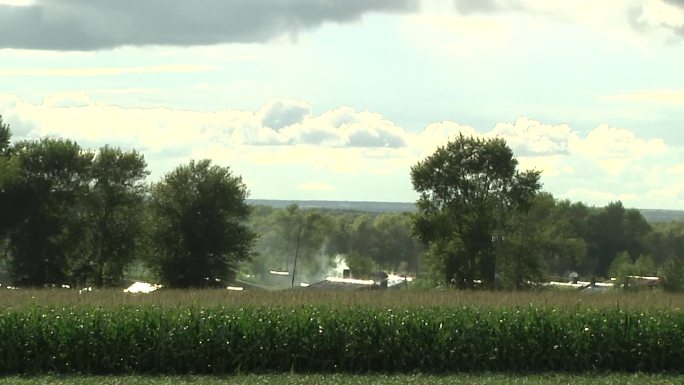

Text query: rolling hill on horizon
(247, 199), (684, 224)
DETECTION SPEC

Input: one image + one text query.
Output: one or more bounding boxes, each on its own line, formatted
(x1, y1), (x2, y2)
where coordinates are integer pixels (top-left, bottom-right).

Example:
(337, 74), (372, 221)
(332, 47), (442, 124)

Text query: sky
(1, 0), (683, 209)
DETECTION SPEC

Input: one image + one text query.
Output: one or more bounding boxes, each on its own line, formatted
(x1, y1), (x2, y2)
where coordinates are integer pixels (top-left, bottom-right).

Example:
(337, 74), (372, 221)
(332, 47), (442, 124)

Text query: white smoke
(328, 255), (350, 278)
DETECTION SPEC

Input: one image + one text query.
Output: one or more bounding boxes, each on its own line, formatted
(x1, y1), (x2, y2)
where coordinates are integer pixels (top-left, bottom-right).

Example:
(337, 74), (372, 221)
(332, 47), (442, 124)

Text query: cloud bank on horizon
(0, 0), (683, 209)
(1, 94), (681, 209)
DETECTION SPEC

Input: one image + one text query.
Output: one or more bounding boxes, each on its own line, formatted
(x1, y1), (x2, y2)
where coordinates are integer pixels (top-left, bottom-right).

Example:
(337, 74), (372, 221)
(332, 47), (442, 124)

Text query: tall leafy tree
(584, 201), (652, 277)
(623, 208), (652, 261)
(323, 212), (377, 277)
(0, 116), (18, 237)
(0, 116), (17, 275)
(650, 220), (684, 267)
(373, 213), (423, 274)
(411, 134), (541, 288)
(77, 145), (148, 287)
(147, 159), (255, 287)
(548, 198), (590, 275)
(325, 212), (355, 257)
(496, 193), (586, 288)
(498, 207), (545, 289)
(649, 221), (684, 291)
(0, 115), (10, 156)
(349, 214), (381, 263)
(335, 214), (381, 277)
(6, 139), (93, 286)
(585, 202), (625, 277)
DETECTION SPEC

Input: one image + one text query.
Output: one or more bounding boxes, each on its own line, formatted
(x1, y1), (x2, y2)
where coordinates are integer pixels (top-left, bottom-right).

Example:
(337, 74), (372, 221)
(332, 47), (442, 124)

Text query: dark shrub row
(0, 305), (682, 374)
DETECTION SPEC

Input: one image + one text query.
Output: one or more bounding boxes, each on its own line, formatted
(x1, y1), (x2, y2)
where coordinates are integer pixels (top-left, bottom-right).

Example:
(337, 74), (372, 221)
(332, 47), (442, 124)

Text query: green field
(2, 293), (684, 374)
(2, 374), (684, 385)
(2, 288), (683, 310)
(1, 289), (684, 376)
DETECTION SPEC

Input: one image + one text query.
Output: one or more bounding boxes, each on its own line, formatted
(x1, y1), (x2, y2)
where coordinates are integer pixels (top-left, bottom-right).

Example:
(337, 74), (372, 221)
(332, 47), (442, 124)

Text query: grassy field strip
(2, 289), (684, 309)
(1, 374), (684, 385)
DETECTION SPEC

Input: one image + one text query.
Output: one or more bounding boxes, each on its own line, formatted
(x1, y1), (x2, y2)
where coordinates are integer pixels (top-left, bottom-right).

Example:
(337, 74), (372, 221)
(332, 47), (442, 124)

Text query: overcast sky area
(1, 0), (683, 209)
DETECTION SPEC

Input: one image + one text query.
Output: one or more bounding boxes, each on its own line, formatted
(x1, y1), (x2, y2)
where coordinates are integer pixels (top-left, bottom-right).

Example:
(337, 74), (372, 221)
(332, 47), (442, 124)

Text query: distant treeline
(248, 195), (684, 291)
(248, 199), (684, 224)
(247, 199), (418, 214)
(245, 204), (423, 287)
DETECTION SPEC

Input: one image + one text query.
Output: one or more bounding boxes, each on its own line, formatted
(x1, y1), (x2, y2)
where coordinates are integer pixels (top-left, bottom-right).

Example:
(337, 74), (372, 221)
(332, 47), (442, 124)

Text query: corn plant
(0, 305), (683, 374)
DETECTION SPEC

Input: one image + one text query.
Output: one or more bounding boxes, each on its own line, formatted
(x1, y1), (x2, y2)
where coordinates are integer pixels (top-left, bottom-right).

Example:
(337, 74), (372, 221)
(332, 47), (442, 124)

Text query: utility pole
(291, 224), (303, 289)
(494, 200), (504, 290)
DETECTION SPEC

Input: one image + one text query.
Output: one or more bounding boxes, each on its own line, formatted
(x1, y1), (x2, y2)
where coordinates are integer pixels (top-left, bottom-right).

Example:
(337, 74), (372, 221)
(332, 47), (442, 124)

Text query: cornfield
(2, 288), (683, 310)
(0, 304), (682, 374)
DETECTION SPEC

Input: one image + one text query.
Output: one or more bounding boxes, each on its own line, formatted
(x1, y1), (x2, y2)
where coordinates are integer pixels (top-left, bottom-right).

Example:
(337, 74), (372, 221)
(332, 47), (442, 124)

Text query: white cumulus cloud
(42, 91), (93, 108)
(490, 117), (572, 156)
(569, 124), (668, 175)
(297, 182), (335, 192)
(1, 93), (680, 208)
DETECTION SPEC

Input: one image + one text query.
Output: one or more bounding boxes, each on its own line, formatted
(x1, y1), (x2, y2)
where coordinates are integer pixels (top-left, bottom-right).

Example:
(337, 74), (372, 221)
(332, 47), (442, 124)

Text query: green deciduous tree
(607, 251), (656, 290)
(608, 251), (636, 288)
(0, 116), (10, 156)
(79, 145), (148, 287)
(502, 193), (588, 283)
(651, 221), (684, 291)
(546, 198), (589, 275)
(147, 159), (255, 287)
(344, 250), (375, 277)
(498, 193), (553, 289)
(373, 213), (423, 274)
(660, 257), (684, 292)
(6, 139), (93, 286)
(584, 202), (652, 277)
(650, 220), (684, 267)
(0, 116), (16, 276)
(411, 134), (541, 288)
(0, 116), (19, 238)
(349, 214), (381, 264)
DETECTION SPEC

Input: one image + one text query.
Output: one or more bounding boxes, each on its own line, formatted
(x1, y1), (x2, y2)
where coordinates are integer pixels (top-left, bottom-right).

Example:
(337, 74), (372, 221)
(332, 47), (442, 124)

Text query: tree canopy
(0, 116), (10, 156)
(411, 134), (541, 288)
(147, 159), (255, 288)
(6, 138), (93, 286)
(81, 146), (149, 286)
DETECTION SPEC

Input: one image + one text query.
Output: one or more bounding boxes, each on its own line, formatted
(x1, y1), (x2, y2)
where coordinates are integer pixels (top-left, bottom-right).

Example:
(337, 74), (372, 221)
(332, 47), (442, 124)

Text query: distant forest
(246, 196), (684, 292)
(248, 199), (684, 223)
